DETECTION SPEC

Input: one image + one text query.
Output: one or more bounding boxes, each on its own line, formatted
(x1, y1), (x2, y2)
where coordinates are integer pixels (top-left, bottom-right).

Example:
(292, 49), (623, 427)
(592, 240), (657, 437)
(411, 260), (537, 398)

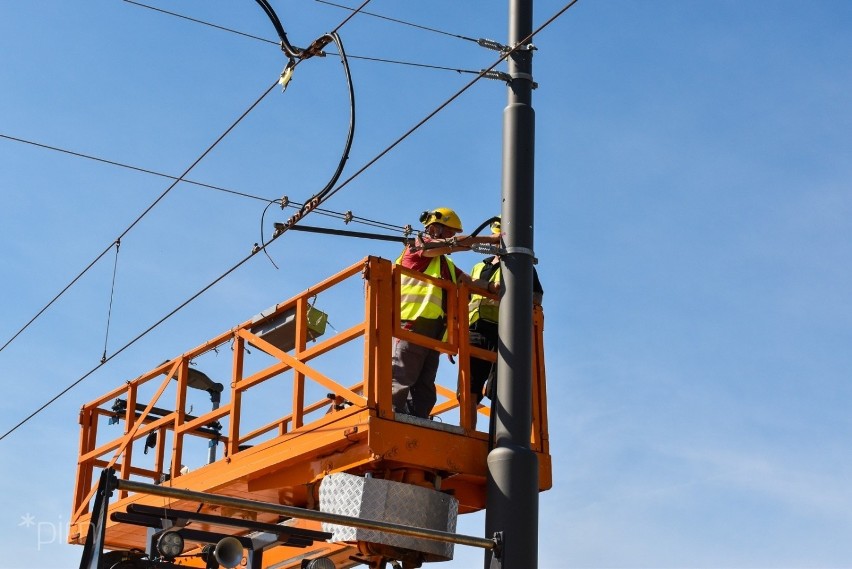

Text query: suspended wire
(0, 81), (277, 356)
(122, 0), (276, 45)
(0, 133), (267, 202)
(0, 0), (580, 441)
(314, 0), (478, 44)
(101, 240), (121, 364)
(0, 133), (406, 233)
(0, 133), (404, 231)
(330, 53), (480, 76)
(122, 0), (486, 76)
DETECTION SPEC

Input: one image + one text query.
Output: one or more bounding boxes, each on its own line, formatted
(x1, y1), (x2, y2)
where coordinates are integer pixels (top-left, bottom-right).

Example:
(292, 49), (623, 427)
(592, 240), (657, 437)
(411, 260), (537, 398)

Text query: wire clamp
(481, 70), (538, 89)
(504, 246), (538, 264)
(279, 196), (289, 209)
(301, 34), (332, 60)
(509, 42), (537, 52)
(510, 72), (539, 89)
(343, 210), (353, 224)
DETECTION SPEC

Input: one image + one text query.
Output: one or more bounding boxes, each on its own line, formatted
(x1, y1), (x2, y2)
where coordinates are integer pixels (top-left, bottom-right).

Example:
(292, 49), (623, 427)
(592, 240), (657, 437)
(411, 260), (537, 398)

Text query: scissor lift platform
(70, 257), (550, 566)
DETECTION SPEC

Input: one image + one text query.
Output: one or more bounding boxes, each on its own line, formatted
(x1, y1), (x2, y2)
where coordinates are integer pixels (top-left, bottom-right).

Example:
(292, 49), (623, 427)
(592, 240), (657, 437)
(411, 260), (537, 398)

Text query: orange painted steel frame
(69, 256), (550, 558)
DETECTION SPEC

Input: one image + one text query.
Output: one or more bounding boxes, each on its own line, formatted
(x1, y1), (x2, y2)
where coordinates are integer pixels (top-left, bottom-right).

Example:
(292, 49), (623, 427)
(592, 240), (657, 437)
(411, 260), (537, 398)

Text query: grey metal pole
(485, 0), (539, 567)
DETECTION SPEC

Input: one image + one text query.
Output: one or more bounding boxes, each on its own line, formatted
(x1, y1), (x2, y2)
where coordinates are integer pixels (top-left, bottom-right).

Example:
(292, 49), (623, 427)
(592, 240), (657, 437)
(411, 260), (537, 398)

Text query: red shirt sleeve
(398, 245), (432, 272)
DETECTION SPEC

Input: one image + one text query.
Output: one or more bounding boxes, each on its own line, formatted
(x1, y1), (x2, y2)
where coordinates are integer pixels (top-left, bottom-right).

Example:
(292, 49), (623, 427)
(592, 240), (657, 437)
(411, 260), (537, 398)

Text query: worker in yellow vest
(393, 207), (500, 418)
(466, 216), (543, 428)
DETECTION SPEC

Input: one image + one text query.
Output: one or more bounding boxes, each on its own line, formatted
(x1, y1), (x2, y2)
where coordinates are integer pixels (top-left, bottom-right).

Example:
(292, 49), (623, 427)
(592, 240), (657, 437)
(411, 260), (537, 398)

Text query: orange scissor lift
(70, 256), (550, 568)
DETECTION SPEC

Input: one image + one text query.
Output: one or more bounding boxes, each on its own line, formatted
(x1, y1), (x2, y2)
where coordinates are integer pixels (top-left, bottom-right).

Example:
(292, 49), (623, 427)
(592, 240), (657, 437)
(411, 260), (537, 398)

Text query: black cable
(0, 0), (581, 441)
(288, 224), (410, 244)
(269, 31), (356, 236)
(253, 0), (302, 58)
(100, 239), (121, 364)
(259, 199), (281, 269)
(468, 216), (501, 238)
(0, 81), (277, 356)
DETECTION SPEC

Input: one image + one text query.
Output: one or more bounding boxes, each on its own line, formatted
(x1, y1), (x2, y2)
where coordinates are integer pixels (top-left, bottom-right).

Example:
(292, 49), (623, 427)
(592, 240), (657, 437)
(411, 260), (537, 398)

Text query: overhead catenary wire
(122, 0), (490, 77)
(0, 0), (581, 441)
(0, 133), (407, 233)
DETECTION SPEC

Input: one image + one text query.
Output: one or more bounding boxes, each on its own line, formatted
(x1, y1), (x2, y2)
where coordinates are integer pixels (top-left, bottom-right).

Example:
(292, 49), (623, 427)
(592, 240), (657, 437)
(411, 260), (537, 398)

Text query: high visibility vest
(396, 254), (457, 321)
(469, 262), (500, 325)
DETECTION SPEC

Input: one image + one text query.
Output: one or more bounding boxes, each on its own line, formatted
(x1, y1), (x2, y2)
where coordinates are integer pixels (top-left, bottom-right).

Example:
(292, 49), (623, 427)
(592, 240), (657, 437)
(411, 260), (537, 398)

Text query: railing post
(171, 358), (188, 479)
(457, 281), (474, 431)
(72, 407), (94, 518)
(119, 383), (137, 498)
(228, 335), (244, 457)
(292, 296), (308, 429)
(373, 259), (394, 418)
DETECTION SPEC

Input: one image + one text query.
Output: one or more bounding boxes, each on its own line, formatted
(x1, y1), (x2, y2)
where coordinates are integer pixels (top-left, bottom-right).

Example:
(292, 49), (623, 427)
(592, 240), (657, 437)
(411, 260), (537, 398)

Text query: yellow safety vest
(396, 254), (457, 321)
(469, 262), (500, 325)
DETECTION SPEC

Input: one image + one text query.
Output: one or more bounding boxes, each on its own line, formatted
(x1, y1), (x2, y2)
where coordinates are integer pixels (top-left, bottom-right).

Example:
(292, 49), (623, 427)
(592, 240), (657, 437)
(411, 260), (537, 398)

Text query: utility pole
(485, 0), (538, 567)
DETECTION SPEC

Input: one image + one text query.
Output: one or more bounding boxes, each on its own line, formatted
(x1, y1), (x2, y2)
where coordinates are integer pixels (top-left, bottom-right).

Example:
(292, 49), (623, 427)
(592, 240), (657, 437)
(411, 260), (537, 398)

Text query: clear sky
(1, 1), (851, 568)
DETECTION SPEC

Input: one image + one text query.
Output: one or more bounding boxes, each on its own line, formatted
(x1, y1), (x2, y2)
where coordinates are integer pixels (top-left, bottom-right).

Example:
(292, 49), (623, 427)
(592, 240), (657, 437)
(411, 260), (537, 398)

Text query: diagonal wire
(0, 80), (278, 356)
(0, 0), (581, 441)
(315, 0), (478, 43)
(0, 241), (264, 442)
(330, 0), (371, 34)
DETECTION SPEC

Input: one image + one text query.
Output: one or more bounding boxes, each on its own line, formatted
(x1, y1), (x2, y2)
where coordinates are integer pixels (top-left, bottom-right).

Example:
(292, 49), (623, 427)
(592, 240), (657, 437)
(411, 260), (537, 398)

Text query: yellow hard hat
(419, 207), (463, 232)
(490, 216), (501, 234)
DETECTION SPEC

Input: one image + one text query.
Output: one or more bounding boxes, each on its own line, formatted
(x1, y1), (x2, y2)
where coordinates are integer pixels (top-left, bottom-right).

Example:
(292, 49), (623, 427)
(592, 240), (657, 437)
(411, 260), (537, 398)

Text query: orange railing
(71, 256), (548, 523)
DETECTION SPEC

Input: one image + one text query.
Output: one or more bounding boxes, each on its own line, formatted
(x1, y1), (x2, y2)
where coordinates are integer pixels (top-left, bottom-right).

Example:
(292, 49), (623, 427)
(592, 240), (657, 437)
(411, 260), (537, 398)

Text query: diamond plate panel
(320, 473), (458, 560)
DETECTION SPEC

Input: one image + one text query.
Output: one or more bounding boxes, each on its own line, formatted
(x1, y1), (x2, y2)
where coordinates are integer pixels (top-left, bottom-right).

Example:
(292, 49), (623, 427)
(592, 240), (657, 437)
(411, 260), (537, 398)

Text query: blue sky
(2, 1), (852, 568)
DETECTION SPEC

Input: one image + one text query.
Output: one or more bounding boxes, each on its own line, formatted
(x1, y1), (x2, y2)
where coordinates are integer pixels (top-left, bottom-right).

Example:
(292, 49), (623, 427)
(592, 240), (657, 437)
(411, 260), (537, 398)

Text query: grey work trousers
(391, 318), (445, 418)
